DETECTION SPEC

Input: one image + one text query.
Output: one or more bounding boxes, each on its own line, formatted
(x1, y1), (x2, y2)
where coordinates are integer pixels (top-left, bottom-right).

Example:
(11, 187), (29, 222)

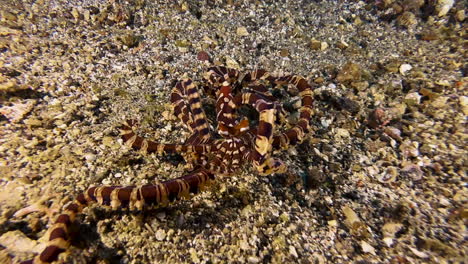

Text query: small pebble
(236, 26), (249, 36)
(455, 10), (465, 22)
(197, 51), (211, 61)
(399, 64), (412, 75)
(361, 241), (376, 255)
(84, 153), (96, 161)
(436, 0), (454, 17)
(280, 48), (289, 57)
(309, 39), (321, 50)
(155, 229), (166, 241)
(367, 108), (389, 128)
(404, 92), (421, 106)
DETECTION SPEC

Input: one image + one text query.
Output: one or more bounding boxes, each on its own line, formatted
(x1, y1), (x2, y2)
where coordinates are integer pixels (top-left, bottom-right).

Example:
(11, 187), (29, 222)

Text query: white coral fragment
(0, 100), (35, 123)
(436, 0), (454, 17)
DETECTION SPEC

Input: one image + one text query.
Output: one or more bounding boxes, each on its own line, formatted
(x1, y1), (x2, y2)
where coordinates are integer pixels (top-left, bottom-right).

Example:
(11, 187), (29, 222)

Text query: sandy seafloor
(0, 0), (466, 263)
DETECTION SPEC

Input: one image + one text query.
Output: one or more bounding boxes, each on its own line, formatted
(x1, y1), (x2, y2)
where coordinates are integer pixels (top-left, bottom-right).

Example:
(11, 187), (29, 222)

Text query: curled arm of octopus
(19, 66), (315, 264)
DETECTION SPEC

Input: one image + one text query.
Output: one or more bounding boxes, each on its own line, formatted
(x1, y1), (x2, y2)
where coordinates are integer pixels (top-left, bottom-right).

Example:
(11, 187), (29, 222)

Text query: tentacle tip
(120, 120), (137, 133)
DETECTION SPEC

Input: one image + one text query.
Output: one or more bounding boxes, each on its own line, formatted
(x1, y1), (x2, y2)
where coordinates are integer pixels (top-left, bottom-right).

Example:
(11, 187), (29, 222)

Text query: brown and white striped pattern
(20, 196), (86, 264)
(171, 79), (211, 145)
(270, 75), (314, 150)
(20, 66), (315, 263)
(206, 67), (315, 151)
(120, 120), (212, 158)
(21, 170), (214, 264)
(202, 67), (315, 173)
(250, 100), (286, 175)
(204, 66), (246, 137)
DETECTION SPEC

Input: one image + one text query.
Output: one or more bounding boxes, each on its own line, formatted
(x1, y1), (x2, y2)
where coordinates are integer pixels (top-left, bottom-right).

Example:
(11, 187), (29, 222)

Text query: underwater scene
(0, 1), (466, 263)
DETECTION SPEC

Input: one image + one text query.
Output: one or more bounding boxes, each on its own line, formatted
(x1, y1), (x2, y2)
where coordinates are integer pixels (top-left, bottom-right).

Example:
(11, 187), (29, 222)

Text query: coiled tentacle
(171, 79), (211, 145)
(19, 66), (316, 263)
